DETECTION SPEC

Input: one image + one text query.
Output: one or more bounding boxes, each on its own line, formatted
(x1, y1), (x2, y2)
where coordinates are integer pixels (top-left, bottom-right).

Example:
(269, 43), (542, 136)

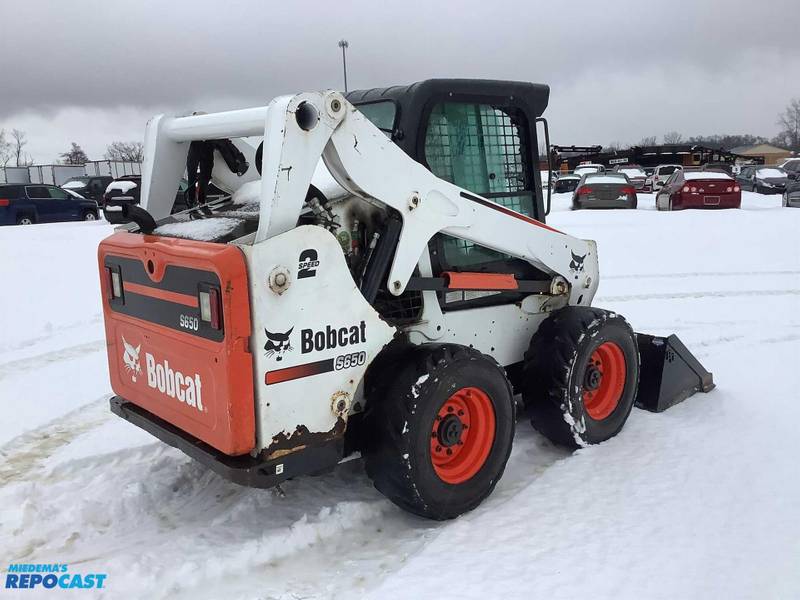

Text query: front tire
(523, 307), (639, 448)
(83, 211), (97, 221)
(362, 345), (515, 520)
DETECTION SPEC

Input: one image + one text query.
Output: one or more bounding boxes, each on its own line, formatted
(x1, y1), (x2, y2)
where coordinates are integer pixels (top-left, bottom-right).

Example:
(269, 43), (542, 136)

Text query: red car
(656, 170), (741, 210)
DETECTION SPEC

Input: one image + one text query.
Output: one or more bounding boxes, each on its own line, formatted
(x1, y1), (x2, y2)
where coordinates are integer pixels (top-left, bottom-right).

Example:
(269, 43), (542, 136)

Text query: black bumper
(110, 396), (343, 488)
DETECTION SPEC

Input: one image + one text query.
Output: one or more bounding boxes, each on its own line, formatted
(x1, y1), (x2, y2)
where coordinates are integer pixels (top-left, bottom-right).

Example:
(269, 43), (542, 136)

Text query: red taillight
(0, 199), (10, 207)
(733, 185), (740, 192)
(577, 186), (593, 195)
(621, 186), (635, 195)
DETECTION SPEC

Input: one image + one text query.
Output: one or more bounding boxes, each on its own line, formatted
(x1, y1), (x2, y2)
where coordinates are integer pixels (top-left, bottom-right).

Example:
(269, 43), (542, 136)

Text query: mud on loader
(100, 79), (714, 520)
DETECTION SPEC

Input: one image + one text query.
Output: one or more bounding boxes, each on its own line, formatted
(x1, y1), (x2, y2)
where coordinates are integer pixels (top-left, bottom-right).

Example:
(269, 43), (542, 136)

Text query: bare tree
(60, 142), (89, 165)
(105, 140), (144, 162)
(638, 135), (658, 146)
(10, 129), (29, 167)
(775, 98), (800, 151)
(663, 131), (684, 144)
(604, 141), (624, 152)
(0, 129), (11, 167)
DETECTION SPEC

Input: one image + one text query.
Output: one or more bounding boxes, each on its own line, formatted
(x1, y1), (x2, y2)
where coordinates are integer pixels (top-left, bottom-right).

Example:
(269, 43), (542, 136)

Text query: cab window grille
(424, 102), (533, 268)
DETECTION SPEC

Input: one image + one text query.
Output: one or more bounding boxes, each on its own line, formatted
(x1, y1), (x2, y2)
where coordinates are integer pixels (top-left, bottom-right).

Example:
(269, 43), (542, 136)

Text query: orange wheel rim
(430, 387), (496, 484)
(582, 342), (627, 421)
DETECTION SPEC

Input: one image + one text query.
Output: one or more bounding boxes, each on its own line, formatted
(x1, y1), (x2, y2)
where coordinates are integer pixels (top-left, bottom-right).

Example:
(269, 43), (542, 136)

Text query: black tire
(523, 307), (639, 448)
(362, 344), (515, 520)
(82, 211), (98, 221)
(16, 215), (34, 225)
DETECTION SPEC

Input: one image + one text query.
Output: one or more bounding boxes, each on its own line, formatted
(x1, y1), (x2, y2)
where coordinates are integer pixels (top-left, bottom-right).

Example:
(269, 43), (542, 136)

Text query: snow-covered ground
(1, 192), (799, 600)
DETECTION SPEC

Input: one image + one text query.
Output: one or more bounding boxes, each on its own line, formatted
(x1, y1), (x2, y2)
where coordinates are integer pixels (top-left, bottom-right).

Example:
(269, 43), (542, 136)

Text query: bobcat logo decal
(569, 251), (587, 272)
(264, 327), (294, 361)
(122, 336), (142, 382)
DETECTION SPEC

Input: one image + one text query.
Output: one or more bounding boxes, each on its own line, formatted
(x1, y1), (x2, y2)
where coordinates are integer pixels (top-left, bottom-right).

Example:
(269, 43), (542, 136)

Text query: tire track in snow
(604, 269), (800, 280)
(597, 288), (800, 303)
(0, 396), (110, 486)
(0, 339), (105, 381)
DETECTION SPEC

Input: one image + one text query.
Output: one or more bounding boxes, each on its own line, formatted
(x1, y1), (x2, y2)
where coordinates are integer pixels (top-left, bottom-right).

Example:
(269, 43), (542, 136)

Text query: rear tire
(362, 344), (515, 520)
(523, 307), (639, 448)
(16, 216), (34, 225)
(83, 211), (97, 221)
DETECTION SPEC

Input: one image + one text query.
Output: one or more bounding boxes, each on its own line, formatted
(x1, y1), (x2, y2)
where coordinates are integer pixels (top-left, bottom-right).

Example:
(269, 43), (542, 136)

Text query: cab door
(421, 100), (546, 311)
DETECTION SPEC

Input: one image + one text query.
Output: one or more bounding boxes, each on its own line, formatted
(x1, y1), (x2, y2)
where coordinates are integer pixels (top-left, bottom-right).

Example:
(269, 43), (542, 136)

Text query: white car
(648, 164), (682, 193)
(573, 163), (605, 176)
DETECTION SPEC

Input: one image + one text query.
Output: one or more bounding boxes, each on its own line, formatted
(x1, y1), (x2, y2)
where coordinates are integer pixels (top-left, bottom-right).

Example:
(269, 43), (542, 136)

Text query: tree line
(0, 133), (144, 167)
(606, 98), (800, 153)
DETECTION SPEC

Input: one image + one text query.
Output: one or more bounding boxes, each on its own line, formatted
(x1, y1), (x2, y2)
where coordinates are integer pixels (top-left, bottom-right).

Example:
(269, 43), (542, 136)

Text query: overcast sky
(1, 0), (798, 163)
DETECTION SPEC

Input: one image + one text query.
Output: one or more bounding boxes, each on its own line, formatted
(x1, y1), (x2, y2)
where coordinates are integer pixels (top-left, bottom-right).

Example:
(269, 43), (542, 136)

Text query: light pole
(338, 39), (349, 93)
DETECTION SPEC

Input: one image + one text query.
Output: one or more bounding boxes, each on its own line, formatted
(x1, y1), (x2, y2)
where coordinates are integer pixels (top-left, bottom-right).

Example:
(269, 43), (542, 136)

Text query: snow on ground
(0, 192), (799, 599)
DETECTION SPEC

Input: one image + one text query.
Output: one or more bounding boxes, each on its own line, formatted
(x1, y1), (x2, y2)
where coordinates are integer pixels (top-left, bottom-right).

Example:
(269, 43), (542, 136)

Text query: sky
(1, 0), (798, 164)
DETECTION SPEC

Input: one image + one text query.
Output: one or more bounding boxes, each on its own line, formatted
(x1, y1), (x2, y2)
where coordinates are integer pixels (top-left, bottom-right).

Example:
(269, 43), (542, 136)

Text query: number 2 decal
(298, 248), (319, 279)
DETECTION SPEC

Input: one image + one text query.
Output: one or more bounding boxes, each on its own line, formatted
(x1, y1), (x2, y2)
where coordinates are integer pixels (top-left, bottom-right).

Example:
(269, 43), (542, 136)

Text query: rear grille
(373, 288), (424, 324)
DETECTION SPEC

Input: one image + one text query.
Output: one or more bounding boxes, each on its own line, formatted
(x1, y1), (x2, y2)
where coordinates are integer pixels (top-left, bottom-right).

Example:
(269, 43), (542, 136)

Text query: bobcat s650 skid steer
(99, 79), (713, 519)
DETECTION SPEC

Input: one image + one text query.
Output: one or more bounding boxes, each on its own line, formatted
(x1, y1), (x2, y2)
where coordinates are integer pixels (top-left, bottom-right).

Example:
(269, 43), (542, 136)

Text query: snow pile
(583, 175), (627, 184)
(105, 180), (138, 194)
(685, 171), (733, 181)
(153, 217), (242, 241)
(0, 191), (798, 599)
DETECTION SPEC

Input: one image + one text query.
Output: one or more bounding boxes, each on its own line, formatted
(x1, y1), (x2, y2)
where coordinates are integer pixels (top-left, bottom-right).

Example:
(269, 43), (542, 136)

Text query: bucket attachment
(635, 333), (715, 412)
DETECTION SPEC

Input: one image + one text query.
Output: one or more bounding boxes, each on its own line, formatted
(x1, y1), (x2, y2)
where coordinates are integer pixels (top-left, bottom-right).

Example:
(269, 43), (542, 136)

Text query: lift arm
(141, 91), (598, 304)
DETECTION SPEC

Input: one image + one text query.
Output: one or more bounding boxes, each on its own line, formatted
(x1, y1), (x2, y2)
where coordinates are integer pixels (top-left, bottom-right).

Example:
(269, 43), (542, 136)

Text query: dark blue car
(0, 184), (99, 226)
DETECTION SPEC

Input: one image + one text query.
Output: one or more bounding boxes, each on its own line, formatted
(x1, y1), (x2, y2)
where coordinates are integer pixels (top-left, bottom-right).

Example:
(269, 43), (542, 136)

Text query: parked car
(572, 173), (637, 210)
(0, 183), (99, 225)
(553, 174), (581, 193)
(701, 162), (734, 176)
(647, 164), (682, 193)
(612, 164), (648, 192)
(61, 176), (114, 202)
(783, 178), (800, 208)
(573, 163), (605, 176)
(736, 166), (789, 194)
(102, 176), (226, 212)
(777, 158), (800, 180)
(656, 171), (740, 210)
(539, 170), (557, 189)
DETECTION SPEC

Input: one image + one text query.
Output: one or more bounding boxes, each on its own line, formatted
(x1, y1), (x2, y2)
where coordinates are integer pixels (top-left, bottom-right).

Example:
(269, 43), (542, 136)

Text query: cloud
(1, 0), (798, 161)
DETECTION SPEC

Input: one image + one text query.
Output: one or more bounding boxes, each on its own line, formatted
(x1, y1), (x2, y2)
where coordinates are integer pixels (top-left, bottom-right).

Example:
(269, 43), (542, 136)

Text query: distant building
(728, 144), (794, 166)
(550, 144), (754, 172)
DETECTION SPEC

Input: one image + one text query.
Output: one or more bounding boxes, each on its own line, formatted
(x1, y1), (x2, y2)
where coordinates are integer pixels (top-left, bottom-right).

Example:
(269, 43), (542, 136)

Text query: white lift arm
(141, 91), (598, 304)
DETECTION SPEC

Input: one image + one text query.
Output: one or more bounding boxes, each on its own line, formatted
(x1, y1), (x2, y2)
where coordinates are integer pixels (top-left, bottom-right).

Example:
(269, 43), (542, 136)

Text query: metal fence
(0, 160), (142, 185)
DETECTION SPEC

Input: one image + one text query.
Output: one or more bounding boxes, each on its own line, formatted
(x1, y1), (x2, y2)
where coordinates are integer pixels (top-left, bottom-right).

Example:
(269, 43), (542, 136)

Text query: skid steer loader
(99, 79), (714, 520)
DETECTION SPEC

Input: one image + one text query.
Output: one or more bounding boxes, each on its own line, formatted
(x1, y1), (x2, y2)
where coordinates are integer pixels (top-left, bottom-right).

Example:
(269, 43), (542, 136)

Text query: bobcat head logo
(264, 327), (293, 361)
(122, 336), (142, 382)
(569, 251), (586, 272)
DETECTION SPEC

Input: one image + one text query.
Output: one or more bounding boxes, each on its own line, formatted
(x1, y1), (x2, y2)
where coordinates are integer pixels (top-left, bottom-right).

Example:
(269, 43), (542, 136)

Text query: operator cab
(348, 79), (553, 312)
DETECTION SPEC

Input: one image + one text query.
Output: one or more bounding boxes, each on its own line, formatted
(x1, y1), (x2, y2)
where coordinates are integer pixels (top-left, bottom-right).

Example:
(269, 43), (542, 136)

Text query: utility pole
(338, 39), (349, 93)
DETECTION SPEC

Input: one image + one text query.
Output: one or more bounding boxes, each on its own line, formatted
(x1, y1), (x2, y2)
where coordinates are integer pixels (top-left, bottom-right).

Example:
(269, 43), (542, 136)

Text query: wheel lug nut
(436, 445), (442, 452)
(446, 448), (452, 455)
(447, 406), (454, 412)
(458, 410), (464, 416)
